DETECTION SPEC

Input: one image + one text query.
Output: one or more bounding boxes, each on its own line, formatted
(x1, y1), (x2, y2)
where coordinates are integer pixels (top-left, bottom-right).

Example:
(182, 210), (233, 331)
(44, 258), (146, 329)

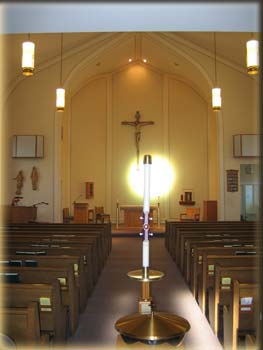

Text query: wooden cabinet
(9, 206), (37, 223)
(203, 200), (217, 221)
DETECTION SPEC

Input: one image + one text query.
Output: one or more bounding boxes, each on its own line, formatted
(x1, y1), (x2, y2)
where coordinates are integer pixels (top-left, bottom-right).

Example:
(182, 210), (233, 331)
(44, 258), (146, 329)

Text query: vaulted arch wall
(4, 32), (258, 222)
(63, 33), (218, 222)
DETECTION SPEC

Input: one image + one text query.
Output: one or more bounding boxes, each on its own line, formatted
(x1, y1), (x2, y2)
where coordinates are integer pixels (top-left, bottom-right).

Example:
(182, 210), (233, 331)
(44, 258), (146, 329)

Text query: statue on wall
(31, 166), (39, 190)
(121, 111), (154, 169)
(13, 170), (24, 195)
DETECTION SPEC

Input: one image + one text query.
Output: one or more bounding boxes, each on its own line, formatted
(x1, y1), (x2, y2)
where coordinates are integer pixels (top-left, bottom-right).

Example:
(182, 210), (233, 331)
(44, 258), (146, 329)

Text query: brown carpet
(66, 236), (223, 350)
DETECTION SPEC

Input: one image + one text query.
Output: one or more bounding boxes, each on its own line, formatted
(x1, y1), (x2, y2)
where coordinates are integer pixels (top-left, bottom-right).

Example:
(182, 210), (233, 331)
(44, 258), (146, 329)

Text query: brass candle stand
(115, 155), (190, 346)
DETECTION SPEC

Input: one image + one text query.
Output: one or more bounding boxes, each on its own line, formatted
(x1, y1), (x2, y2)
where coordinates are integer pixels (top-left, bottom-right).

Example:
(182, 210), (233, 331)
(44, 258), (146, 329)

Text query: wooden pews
(165, 220), (260, 350)
(0, 222), (112, 347)
(1, 265), (79, 335)
(3, 254), (89, 312)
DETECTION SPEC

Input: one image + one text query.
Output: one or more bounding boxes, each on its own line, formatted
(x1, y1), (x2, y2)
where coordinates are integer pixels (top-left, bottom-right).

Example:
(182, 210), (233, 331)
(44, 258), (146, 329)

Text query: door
(241, 184), (259, 221)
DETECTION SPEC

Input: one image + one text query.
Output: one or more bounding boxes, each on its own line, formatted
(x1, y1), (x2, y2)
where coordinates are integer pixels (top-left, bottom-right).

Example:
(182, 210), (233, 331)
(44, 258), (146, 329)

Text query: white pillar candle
(143, 155), (151, 214)
(143, 240), (149, 267)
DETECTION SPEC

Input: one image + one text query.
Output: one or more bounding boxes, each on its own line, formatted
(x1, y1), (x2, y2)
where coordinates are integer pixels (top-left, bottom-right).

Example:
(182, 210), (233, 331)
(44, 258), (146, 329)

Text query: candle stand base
(115, 311), (190, 345)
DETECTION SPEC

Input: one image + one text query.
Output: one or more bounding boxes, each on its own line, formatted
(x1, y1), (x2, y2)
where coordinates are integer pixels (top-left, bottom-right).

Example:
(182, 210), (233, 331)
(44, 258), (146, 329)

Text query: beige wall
(70, 77), (107, 210)
(3, 32), (259, 222)
(111, 65), (164, 208)
(68, 63), (213, 222)
(217, 62), (259, 220)
(4, 64), (59, 221)
(168, 78), (209, 220)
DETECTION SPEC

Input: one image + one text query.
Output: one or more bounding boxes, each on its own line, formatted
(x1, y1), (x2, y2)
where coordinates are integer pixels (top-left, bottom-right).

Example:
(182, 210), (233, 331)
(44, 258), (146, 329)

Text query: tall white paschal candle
(142, 155), (152, 269)
(143, 155), (151, 214)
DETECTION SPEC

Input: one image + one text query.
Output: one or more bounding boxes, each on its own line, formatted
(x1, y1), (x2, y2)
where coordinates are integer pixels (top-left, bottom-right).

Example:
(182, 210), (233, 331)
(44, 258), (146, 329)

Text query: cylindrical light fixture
(56, 33), (65, 112)
(212, 87), (222, 111)
(22, 35), (35, 76)
(212, 32), (222, 111)
(56, 88), (65, 111)
(246, 39), (259, 75)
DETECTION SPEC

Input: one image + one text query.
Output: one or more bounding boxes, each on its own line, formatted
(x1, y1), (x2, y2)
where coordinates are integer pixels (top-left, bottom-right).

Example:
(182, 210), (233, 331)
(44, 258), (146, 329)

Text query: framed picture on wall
(179, 189), (195, 205)
(226, 169), (238, 192)
(12, 135), (44, 158)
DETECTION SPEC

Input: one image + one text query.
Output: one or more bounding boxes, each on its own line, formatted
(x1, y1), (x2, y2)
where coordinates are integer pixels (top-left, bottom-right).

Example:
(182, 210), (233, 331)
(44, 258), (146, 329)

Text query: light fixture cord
(214, 32), (217, 85)
(60, 33), (63, 86)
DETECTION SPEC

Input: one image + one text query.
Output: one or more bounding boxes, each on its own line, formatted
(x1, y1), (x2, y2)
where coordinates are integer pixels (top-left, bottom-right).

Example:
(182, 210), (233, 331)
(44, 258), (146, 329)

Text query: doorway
(240, 164), (260, 221)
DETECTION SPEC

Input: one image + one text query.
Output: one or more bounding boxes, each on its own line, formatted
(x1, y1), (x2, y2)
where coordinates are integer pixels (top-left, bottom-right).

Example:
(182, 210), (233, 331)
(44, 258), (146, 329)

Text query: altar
(116, 204), (160, 228)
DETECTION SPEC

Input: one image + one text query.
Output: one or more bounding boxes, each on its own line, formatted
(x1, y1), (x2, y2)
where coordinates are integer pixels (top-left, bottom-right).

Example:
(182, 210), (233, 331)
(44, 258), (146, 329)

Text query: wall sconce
(56, 33), (65, 112)
(22, 34), (35, 76)
(246, 37), (259, 75)
(212, 32), (222, 111)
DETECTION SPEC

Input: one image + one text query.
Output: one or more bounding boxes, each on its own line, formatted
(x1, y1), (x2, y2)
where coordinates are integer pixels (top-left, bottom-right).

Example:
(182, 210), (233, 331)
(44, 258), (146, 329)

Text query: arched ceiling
(1, 2), (259, 100)
(3, 31), (257, 93)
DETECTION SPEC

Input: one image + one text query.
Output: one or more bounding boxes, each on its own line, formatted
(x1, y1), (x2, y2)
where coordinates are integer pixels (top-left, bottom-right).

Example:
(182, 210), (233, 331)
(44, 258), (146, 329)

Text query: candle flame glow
(128, 155), (174, 198)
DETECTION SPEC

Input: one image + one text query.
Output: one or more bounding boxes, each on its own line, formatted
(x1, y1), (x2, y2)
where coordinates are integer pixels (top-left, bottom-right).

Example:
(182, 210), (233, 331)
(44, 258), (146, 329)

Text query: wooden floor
(66, 236), (223, 350)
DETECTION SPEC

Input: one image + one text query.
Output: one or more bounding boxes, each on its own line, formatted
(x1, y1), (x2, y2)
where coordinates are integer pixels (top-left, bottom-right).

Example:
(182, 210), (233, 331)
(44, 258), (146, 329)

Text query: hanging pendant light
(246, 34), (259, 75)
(22, 33), (35, 76)
(56, 33), (65, 112)
(212, 87), (221, 111)
(212, 32), (222, 111)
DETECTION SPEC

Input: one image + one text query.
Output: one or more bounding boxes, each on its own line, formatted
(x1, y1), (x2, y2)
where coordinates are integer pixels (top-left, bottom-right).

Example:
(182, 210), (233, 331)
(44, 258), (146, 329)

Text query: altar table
(116, 204), (160, 228)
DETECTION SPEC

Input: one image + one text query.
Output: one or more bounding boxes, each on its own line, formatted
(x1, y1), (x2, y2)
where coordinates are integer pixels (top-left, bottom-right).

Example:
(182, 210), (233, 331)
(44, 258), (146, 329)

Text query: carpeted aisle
(66, 236), (223, 350)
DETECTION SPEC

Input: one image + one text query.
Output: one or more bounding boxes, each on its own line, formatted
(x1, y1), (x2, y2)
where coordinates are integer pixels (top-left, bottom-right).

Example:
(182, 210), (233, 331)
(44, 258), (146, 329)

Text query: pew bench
(1, 264), (79, 336)
(211, 265), (258, 337)
(223, 280), (258, 350)
(189, 244), (258, 296)
(3, 254), (89, 312)
(0, 302), (41, 346)
(184, 237), (256, 284)
(198, 254), (258, 315)
(6, 244), (96, 286)
(1, 281), (67, 343)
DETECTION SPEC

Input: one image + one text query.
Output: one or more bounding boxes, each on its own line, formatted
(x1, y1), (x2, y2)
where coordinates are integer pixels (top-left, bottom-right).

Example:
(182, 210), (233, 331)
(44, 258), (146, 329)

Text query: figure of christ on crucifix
(121, 111), (154, 168)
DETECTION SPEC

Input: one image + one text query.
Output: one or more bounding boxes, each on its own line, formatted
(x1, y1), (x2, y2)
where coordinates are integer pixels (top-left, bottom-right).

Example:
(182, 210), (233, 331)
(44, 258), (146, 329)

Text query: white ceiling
(1, 2), (260, 33)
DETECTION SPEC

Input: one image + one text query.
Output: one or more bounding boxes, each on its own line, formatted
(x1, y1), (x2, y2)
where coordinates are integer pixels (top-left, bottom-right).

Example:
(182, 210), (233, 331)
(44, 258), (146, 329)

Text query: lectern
(9, 206), (37, 223)
(73, 202), (89, 223)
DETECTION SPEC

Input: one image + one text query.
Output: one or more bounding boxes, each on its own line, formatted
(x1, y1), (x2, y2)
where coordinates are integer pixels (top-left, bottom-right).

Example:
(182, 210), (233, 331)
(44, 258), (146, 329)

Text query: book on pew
(24, 260), (38, 267)
(0, 261), (10, 266)
(0, 272), (20, 283)
(9, 260), (23, 266)
(53, 234), (75, 237)
(235, 251), (256, 255)
(15, 251), (47, 255)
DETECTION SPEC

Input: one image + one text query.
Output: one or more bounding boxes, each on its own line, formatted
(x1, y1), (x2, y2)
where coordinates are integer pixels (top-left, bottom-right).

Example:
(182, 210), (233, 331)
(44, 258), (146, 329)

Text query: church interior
(0, 2), (262, 350)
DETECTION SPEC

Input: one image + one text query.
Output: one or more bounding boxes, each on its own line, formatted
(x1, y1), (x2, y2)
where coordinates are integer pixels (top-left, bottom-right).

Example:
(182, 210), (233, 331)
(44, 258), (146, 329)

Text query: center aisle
(67, 236), (223, 350)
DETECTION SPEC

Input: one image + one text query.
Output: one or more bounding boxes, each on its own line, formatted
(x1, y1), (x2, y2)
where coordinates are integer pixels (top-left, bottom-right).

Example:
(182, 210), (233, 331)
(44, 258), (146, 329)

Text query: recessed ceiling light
(128, 58), (133, 63)
(143, 59), (147, 63)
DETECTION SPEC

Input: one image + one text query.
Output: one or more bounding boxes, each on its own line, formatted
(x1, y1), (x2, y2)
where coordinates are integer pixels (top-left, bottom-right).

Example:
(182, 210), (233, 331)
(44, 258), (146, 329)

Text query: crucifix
(121, 111), (154, 168)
